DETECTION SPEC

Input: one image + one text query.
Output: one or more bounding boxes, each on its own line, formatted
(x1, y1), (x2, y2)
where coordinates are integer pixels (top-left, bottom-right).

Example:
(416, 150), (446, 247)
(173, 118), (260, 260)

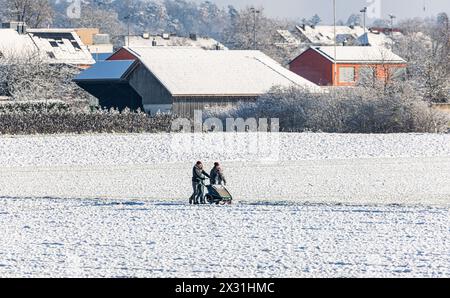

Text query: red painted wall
(289, 49), (333, 86)
(107, 48), (137, 61)
(290, 49), (407, 87)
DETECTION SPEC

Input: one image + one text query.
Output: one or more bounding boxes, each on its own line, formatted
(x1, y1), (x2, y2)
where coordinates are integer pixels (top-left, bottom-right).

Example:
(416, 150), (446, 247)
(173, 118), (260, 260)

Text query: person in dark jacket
(190, 161), (211, 204)
(210, 162), (227, 186)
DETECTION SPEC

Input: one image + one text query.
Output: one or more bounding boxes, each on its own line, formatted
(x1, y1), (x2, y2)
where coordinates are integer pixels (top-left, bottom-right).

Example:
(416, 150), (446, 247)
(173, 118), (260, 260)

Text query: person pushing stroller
(190, 161), (211, 205)
(210, 162), (227, 186)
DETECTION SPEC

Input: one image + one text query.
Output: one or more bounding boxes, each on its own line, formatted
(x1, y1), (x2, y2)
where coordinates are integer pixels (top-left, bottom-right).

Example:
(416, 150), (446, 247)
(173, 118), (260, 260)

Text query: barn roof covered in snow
(309, 46), (406, 64)
(122, 47), (322, 96)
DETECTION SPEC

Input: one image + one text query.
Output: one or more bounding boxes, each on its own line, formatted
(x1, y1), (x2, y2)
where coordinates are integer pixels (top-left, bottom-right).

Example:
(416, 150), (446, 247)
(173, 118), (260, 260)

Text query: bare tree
(2, 0), (54, 27)
(221, 7), (297, 64)
(67, 3), (126, 48)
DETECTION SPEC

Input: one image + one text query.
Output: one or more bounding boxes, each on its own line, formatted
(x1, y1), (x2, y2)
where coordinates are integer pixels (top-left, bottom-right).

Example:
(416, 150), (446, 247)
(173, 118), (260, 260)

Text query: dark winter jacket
(210, 167), (227, 185)
(192, 166), (210, 183)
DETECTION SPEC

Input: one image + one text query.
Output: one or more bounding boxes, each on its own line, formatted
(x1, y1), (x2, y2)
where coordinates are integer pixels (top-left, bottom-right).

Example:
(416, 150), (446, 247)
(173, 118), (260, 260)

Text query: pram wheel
(205, 194), (213, 204)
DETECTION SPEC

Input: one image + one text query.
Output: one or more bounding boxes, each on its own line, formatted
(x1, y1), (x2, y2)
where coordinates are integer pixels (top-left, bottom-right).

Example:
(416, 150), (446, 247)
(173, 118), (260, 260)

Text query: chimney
(152, 38), (157, 46)
(2, 21), (27, 34)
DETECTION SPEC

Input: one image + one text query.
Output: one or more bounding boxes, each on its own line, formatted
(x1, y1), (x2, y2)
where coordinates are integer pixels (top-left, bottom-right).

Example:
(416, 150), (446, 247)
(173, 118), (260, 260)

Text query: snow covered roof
(0, 29), (38, 59)
(296, 25), (393, 47)
(27, 29), (95, 66)
(356, 32), (394, 47)
(27, 28), (76, 34)
(296, 25), (364, 44)
(276, 30), (301, 45)
(0, 28), (94, 66)
(125, 34), (227, 50)
(309, 46), (406, 64)
(124, 47), (322, 96)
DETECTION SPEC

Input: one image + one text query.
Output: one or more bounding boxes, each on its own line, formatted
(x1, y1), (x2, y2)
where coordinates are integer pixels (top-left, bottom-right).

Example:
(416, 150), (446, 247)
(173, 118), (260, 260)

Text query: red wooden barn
(289, 46), (407, 87)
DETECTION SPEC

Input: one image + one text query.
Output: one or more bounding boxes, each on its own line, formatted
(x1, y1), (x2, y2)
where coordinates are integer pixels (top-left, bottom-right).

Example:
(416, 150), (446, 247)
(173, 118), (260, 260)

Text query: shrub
(0, 102), (174, 135)
(204, 85), (450, 133)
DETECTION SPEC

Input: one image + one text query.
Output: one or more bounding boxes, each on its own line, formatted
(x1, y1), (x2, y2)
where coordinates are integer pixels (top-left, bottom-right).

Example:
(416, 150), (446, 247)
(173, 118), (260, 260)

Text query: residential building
(289, 46), (407, 86)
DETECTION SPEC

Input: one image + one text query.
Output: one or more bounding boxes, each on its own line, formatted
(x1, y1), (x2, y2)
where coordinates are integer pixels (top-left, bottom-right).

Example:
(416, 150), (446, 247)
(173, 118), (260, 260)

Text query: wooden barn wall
(128, 64), (173, 106)
(173, 96), (258, 117)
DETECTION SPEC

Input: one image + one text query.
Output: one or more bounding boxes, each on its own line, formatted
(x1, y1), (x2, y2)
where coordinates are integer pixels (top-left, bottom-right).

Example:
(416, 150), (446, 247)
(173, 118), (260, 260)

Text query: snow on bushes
(204, 85), (450, 133)
(0, 53), (95, 103)
(0, 101), (173, 135)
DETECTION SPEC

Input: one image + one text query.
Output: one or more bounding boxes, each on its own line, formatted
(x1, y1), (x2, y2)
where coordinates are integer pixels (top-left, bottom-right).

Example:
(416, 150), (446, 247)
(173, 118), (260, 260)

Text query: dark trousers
(191, 182), (204, 204)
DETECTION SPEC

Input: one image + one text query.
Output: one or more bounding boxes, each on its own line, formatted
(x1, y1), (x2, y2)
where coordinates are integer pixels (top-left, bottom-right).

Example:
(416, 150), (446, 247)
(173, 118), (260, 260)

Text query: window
(71, 41), (81, 50)
(389, 67), (407, 80)
(358, 67), (375, 83)
(339, 67), (355, 83)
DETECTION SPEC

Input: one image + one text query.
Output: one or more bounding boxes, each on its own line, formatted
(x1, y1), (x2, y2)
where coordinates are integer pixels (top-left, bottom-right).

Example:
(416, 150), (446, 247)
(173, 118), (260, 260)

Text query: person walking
(190, 161), (210, 204)
(210, 162), (227, 186)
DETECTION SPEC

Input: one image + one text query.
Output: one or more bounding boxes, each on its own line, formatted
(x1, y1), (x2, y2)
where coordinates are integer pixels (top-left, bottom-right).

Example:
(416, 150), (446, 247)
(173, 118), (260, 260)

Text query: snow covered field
(0, 133), (449, 277)
(1, 133), (450, 205)
(0, 198), (448, 278)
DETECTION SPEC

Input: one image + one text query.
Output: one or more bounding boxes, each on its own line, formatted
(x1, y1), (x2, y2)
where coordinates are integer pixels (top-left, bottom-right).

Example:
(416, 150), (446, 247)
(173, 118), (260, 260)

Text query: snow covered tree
(222, 7), (280, 50)
(346, 14), (361, 26)
(394, 15), (450, 103)
(64, 2), (126, 47)
(309, 14), (322, 26)
(0, 53), (93, 103)
(205, 84), (449, 133)
(2, 0), (54, 27)
(196, 1), (228, 38)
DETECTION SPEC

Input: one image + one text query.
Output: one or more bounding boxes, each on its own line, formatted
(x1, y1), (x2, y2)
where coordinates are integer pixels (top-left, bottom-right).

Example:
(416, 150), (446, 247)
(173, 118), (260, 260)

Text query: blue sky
(197, 0), (449, 23)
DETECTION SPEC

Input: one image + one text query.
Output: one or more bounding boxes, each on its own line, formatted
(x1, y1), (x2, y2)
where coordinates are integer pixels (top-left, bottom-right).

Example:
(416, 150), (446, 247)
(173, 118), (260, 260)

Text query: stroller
(205, 183), (233, 205)
(189, 180), (233, 205)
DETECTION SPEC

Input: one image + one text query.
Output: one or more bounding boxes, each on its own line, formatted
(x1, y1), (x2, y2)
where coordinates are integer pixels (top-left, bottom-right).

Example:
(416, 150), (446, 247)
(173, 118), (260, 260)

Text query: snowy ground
(0, 198), (448, 278)
(0, 133), (450, 205)
(0, 133), (449, 277)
